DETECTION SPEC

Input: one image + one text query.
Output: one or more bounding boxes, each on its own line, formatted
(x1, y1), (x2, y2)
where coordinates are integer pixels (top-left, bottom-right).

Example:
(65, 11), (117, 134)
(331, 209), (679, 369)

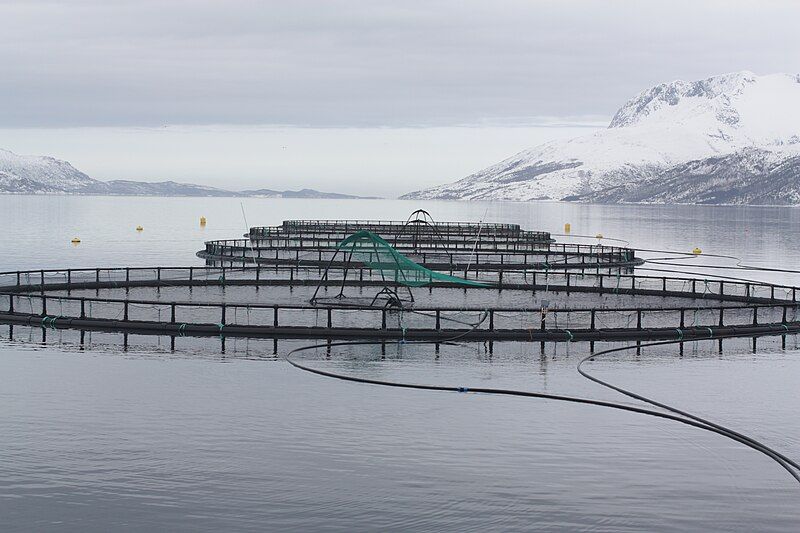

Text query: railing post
(590, 309), (595, 330)
(435, 310), (441, 330)
(381, 309), (387, 329)
(41, 296), (47, 317)
(171, 304), (176, 323)
(637, 310), (642, 330)
(221, 305), (226, 325)
(489, 310), (494, 331)
(274, 306), (279, 328)
(81, 299), (86, 318)
(752, 307), (758, 325)
(719, 308), (724, 326)
(327, 308), (332, 328)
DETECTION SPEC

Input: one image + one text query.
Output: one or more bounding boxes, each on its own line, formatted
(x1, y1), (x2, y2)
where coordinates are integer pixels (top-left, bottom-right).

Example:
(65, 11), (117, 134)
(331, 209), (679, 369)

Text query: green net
(338, 230), (488, 287)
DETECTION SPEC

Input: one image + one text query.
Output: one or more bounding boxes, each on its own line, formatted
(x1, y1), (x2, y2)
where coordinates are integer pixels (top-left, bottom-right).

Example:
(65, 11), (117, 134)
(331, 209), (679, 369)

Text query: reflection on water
(1, 196), (800, 531)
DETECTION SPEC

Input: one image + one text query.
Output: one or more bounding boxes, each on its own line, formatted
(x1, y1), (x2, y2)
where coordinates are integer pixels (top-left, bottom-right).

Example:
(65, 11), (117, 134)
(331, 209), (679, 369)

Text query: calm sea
(1, 195), (799, 532)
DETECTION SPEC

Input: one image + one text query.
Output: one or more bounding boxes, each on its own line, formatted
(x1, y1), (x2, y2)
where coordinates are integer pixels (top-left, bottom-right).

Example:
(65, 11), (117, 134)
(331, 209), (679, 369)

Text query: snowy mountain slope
(0, 148), (97, 192)
(0, 148), (240, 195)
(0, 148), (377, 198)
(402, 71), (800, 204)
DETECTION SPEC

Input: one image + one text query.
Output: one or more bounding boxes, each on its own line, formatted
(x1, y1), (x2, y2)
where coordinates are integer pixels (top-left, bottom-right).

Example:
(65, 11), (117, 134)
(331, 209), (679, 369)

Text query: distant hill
(403, 71), (800, 205)
(86, 180), (239, 197)
(242, 188), (380, 199)
(0, 149), (377, 198)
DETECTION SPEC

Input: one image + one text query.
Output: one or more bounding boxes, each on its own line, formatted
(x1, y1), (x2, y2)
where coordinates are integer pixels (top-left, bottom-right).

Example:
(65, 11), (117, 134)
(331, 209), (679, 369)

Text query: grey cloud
(1, 0), (798, 127)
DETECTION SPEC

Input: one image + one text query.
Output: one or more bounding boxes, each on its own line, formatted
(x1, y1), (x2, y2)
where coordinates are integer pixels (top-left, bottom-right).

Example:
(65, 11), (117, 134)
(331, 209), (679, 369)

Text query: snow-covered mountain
(0, 148), (97, 193)
(0, 148), (380, 198)
(403, 72), (800, 204)
(0, 150), (235, 195)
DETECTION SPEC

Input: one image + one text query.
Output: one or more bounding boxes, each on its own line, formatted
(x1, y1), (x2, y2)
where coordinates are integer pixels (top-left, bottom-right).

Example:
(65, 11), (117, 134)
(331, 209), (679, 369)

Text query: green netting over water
(339, 230), (488, 287)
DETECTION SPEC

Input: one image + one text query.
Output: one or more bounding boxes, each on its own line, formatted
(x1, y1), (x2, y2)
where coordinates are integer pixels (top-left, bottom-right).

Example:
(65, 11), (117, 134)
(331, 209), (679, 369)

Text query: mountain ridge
(402, 71), (800, 205)
(0, 148), (377, 199)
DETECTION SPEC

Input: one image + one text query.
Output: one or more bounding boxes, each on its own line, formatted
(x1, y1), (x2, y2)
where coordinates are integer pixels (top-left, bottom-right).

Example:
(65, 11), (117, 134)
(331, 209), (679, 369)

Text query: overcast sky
(1, 0), (799, 194)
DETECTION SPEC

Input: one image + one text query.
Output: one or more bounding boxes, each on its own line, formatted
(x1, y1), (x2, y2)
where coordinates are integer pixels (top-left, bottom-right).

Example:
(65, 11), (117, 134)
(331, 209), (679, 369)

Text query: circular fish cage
(198, 210), (641, 272)
(1, 211), (799, 346)
(1, 261), (798, 344)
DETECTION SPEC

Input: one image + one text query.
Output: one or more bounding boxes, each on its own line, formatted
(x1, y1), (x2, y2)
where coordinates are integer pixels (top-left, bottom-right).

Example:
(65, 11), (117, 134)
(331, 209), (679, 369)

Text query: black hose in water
(284, 332), (800, 486)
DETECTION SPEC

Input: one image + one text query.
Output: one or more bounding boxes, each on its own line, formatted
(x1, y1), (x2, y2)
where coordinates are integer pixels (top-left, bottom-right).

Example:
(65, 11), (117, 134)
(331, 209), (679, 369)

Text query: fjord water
(2, 195), (800, 531)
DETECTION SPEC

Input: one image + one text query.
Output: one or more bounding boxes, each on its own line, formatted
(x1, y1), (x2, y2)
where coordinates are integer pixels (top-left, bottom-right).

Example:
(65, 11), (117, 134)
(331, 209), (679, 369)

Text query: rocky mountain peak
(608, 71), (760, 129)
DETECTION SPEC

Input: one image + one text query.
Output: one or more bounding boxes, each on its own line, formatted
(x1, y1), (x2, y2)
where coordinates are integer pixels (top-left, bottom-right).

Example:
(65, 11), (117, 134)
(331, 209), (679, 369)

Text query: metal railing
(2, 265), (798, 340)
(249, 226), (551, 241)
(200, 239), (637, 269)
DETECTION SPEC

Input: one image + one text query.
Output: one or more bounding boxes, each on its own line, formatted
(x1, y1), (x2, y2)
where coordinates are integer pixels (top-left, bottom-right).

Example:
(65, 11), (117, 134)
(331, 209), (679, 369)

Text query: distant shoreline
(2, 192), (799, 208)
(0, 191), (383, 200)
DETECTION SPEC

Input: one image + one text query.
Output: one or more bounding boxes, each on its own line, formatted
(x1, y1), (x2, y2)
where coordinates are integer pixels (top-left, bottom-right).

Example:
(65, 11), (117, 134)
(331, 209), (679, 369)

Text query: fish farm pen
(5, 209), (800, 491)
(199, 212), (638, 272)
(1, 211), (799, 346)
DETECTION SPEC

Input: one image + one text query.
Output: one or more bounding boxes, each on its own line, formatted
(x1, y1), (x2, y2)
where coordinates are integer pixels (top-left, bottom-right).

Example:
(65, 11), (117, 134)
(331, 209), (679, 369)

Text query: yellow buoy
(595, 233), (603, 239)
(200, 216), (207, 226)
(564, 223), (571, 233)
(693, 247), (702, 255)
(136, 225), (144, 231)
(70, 237), (81, 244)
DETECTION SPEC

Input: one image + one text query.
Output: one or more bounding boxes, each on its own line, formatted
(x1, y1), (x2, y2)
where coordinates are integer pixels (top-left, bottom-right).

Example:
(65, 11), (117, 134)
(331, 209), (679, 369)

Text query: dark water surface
(2, 196), (800, 531)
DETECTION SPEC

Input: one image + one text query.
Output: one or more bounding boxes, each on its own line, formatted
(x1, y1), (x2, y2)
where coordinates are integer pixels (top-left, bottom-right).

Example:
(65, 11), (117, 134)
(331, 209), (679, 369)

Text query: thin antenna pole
(464, 208), (489, 277)
(240, 202), (259, 267)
